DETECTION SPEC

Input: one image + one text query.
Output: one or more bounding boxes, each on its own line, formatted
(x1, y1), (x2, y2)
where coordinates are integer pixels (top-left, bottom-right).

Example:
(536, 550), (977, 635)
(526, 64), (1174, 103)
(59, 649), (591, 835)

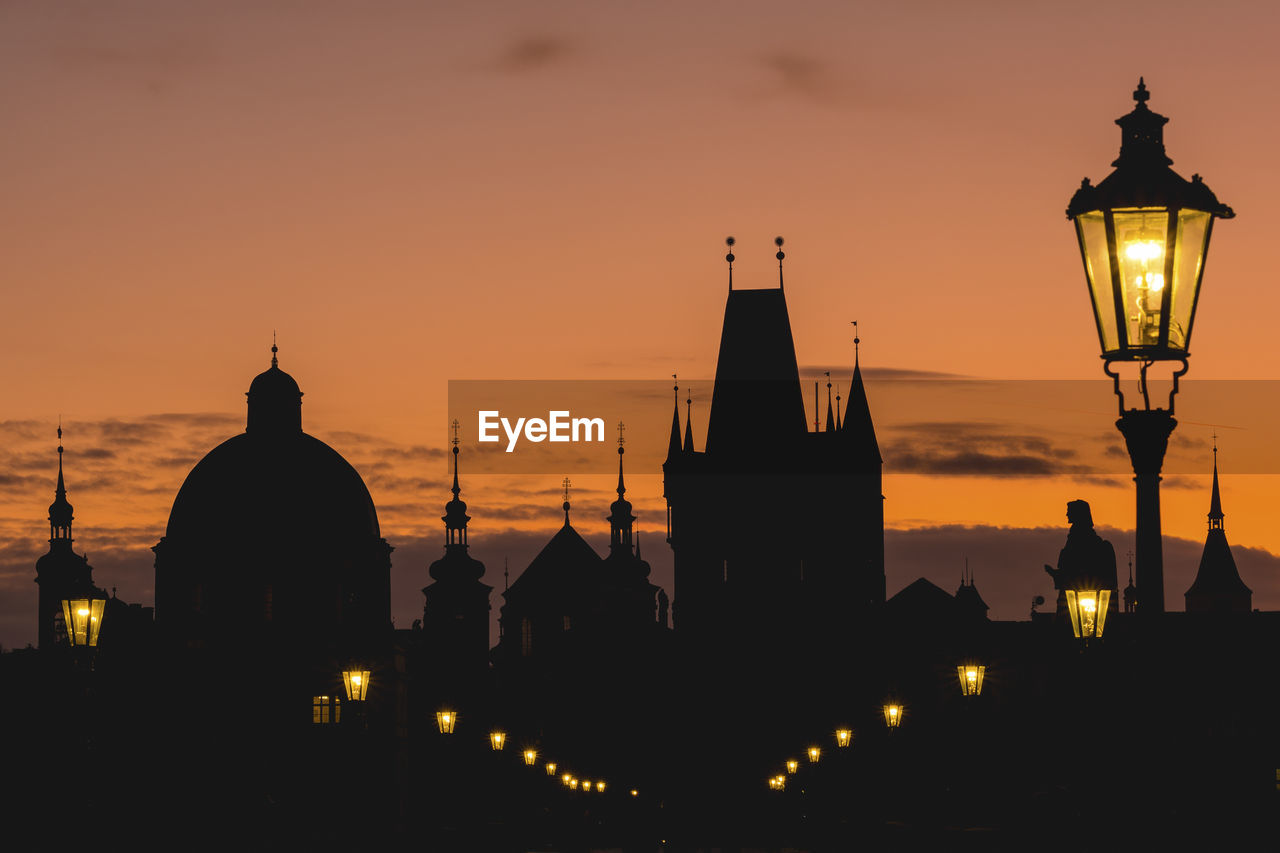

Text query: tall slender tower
(34, 426), (98, 649)
(1184, 444), (1251, 613)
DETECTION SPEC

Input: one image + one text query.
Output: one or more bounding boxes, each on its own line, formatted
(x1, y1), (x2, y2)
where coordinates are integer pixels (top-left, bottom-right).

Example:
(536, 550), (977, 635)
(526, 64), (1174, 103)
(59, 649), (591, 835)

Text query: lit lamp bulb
(835, 728), (852, 748)
(958, 665), (985, 697)
(546, 762), (558, 776)
(524, 749), (537, 766)
(884, 703), (903, 728)
(807, 746), (821, 763)
(786, 759), (798, 774)
(1122, 231), (1166, 345)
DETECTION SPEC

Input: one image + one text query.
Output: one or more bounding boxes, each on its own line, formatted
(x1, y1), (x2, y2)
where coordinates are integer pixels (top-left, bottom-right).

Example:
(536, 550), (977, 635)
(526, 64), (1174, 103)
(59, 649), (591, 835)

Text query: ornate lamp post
(957, 664), (985, 697)
(1067, 79), (1233, 614)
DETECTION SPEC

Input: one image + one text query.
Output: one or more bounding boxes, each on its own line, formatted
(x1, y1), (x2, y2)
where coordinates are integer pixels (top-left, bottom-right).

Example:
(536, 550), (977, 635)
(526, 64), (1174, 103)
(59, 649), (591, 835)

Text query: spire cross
(852, 320), (860, 361)
(617, 421), (626, 448)
(271, 331), (279, 367)
(562, 477), (572, 503)
(451, 419), (461, 448)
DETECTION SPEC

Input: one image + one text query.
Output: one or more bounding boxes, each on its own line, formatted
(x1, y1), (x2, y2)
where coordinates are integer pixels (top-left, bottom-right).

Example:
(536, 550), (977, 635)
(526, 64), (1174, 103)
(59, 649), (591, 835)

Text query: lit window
(312, 695), (341, 724)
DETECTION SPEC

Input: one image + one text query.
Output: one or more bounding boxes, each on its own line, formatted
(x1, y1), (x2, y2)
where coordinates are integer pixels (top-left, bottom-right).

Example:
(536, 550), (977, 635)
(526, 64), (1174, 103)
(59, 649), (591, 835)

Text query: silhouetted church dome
(155, 347), (391, 652)
(165, 431), (381, 544)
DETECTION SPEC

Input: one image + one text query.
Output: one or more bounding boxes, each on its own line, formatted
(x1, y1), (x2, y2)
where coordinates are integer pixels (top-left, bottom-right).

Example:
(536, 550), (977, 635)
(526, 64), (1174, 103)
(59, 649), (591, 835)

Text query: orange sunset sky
(4, 1), (1280, 648)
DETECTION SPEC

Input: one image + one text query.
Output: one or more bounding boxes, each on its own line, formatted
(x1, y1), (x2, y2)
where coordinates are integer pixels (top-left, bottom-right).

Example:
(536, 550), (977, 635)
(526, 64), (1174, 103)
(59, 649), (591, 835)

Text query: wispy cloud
(493, 35), (575, 73)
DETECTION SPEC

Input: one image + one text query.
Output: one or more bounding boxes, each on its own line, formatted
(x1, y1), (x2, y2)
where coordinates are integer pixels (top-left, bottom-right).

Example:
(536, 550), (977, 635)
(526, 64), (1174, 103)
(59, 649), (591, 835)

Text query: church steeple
(824, 373), (835, 432)
(1207, 440), (1224, 530)
(49, 424), (74, 545)
(665, 377), (683, 463)
(840, 322), (881, 463)
(608, 423), (635, 554)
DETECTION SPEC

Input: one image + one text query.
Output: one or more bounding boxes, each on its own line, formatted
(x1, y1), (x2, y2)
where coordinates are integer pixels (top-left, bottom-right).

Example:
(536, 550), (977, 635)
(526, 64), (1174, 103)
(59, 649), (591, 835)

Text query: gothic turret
(35, 426), (97, 649)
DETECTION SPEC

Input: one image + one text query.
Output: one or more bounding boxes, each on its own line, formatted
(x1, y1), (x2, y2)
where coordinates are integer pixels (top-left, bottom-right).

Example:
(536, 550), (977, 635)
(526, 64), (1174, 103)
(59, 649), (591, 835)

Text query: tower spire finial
(824, 371), (835, 432)
(561, 476), (572, 525)
(1134, 76), (1149, 106)
(271, 331), (278, 368)
(683, 387), (694, 453)
(450, 418), (461, 499)
(852, 320), (860, 366)
(725, 236), (735, 291)
(666, 374), (683, 462)
(775, 236), (785, 289)
(616, 421), (627, 499)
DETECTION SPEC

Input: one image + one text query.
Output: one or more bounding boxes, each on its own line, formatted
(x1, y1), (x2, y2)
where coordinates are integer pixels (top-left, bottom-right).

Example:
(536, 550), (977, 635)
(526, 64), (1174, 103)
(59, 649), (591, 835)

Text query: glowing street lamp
(883, 703), (903, 728)
(436, 709), (457, 734)
(596, 781), (606, 793)
(61, 597), (105, 648)
(630, 789), (639, 797)
(490, 730), (507, 751)
(570, 778), (580, 791)
(341, 669), (370, 702)
(835, 728), (853, 748)
(1067, 79), (1234, 615)
(546, 762), (558, 776)
(1066, 589), (1111, 641)
(523, 749), (538, 766)
(785, 759), (798, 774)
(562, 772), (573, 786)
(957, 665), (985, 697)
(807, 746), (821, 763)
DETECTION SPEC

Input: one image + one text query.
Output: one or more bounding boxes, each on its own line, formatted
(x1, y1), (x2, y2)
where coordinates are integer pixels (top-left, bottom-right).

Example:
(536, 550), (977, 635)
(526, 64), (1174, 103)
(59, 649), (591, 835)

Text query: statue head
(1066, 499), (1094, 529)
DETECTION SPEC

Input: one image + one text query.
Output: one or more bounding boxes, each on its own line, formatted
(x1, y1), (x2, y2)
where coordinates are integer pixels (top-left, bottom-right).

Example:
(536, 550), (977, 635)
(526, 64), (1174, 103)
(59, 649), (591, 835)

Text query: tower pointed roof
(840, 326), (881, 464)
(683, 390), (695, 453)
(608, 425), (636, 554)
(824, 374), (835, 432)
(665, 378), (683, 464)
(1185, 445), (1251, 613)
(48, 424), (74, 539)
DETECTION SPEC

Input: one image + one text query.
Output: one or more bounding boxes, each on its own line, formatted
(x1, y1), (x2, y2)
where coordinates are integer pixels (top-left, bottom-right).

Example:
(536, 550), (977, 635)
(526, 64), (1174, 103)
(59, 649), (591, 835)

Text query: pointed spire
(609, 426), (636, 554)
(49, 421), (74, 542)
(635, 532), (642, 560)
(683, 388), (695, 453)
(1208, 438), (1224, 529)
(835, 384), (842, 430)
(561, 477), (572, 526)
(725, 236), (735, 292)
(271, 331), (278, 367)
(775, 236), (785, 289)
(665, 375), (683, 462)
(824, 372), (835, 432)
(451, 419), (461, 500)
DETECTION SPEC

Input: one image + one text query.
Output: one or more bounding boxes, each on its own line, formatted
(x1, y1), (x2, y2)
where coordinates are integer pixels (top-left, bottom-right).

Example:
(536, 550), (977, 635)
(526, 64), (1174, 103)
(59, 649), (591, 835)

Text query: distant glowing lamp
(883, 703), (904, 728)
(436, 709), (457, 734)
(341, 669), (370, 702)
(546, 762), (558, 776)
(490, 730), (507, 751)
(1066, 589), (1111, 640)
(570, 778), (580, 791)
(61, 597), (106, 647)
(835, 728), (853, 748)
(523, 749), (538, 766)
(785, 759), (798, 774)
(630, 789), (639, 797)
(807, 746), (821, 763)
(958, 665), (985, 697)
(596, 781), (606, 793)
(562, 772), (573, 786)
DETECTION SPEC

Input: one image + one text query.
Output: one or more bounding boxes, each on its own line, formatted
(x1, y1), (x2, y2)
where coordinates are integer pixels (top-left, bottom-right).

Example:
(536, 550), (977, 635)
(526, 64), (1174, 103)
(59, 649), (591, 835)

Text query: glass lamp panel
(1168, 210), (1212, 351)
(1076, 211), (1119, 353)
(1095, 590), (1112, 638)
(87, 599), (105, 646)
(1112, 209), (1170, 350)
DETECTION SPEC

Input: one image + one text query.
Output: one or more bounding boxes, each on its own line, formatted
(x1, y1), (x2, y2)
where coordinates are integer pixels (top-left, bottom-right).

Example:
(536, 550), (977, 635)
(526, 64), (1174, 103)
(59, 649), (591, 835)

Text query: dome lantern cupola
(246, 342), (303, 434)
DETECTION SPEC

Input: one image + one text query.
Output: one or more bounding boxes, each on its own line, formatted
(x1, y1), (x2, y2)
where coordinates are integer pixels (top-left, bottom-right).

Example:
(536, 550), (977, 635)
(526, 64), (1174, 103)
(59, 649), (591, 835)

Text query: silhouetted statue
(1043, 500), (1119, 616)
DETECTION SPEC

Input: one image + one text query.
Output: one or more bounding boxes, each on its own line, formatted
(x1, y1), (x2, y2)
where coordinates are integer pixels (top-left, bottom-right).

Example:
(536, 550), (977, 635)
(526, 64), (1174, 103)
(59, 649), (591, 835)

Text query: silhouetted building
(1185, 446), (1252, 613)
(662, 248), (884, 655)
